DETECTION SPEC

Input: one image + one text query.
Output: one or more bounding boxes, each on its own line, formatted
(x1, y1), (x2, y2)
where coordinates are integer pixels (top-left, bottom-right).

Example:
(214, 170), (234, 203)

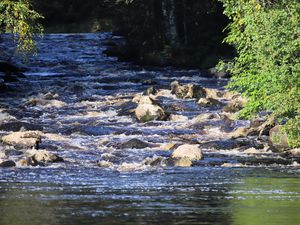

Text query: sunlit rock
(171, 144), (203, 161)
(170, 81), (206, 99)
(26, 149), (63, 163)
(97, 160), (113, 168)
(223, 96), (246, 113)
(2, 131), (42, 149)
(160, 143), (177, 151)
(135, 96), (166, 122)
(170, 114), (188, 122)
(198, 98), (224, 107)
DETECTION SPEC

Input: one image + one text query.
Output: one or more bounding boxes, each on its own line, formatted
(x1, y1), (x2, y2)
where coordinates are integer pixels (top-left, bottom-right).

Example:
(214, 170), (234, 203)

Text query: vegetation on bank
(218, 0), (300, 147)
(0, 0), (43, 55)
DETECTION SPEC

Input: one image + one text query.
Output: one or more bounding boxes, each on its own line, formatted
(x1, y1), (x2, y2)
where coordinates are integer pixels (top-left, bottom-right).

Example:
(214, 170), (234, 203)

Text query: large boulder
(1, 131), (42, 149)
(269, 125), (289, 152)
(170, 81), (206, 99)
(135, 96), (166, 122)
(171, 144), (203, 161)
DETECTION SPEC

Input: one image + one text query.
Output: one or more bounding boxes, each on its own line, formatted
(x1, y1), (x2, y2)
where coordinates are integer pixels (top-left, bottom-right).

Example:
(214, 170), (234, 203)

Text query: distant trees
(218, 0), (300, 147)
(115, 0), (232, 68)
(0, 0), (43, 55)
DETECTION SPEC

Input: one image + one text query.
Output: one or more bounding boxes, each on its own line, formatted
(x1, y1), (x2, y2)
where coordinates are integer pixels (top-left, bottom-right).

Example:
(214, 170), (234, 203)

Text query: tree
(218, 0), (300, 147)
(0, 0), (43, 55)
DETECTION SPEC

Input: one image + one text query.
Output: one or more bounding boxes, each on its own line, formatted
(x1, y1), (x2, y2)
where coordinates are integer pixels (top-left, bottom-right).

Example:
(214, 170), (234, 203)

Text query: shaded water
(0, 33), (299, 225)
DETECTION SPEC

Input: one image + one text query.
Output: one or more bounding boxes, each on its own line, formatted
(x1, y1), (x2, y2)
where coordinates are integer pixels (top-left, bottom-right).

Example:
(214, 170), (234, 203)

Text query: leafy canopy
(218, 0), (300, 147)
(0, 0), (43, 55)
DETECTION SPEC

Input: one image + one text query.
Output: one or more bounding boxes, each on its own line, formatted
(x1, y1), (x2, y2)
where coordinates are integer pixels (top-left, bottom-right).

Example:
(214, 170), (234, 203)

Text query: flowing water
(0, 33), (299, 225)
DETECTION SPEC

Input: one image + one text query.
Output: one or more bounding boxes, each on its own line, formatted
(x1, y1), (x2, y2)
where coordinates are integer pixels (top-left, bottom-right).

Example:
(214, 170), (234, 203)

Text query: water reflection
(1, 168), (299, 225)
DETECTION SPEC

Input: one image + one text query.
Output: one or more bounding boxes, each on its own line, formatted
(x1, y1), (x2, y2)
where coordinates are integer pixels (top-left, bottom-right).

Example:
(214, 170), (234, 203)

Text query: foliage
(218, 0), (300, 147)
(0, 0), (43, 55)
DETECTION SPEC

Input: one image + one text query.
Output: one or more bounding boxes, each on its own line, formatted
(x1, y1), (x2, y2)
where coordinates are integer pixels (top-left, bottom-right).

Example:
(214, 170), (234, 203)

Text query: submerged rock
(171, 144), (203, 161)
(119, 138), (152, 149)
(2, 131), (42, 149)
(170, 81), (206, 99)
(0, 160), (16, 168)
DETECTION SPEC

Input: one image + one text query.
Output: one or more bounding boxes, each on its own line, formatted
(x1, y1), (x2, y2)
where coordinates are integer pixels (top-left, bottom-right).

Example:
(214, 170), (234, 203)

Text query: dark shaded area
(112, 0), (234, 68)
(33, 0), (234, 69)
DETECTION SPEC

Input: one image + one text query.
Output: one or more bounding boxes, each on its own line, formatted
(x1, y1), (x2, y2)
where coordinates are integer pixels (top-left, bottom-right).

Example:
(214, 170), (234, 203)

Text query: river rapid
(0, 33), (299, 225)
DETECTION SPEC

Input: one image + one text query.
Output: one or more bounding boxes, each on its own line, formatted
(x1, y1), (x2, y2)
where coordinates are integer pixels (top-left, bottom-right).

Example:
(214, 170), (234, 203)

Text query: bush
(218, 0), (300, 147)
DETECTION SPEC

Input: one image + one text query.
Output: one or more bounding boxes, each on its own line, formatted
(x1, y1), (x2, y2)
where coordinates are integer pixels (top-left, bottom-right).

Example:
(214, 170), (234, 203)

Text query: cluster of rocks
(0, 130), (63, 168)
(102, 81), (299, 169)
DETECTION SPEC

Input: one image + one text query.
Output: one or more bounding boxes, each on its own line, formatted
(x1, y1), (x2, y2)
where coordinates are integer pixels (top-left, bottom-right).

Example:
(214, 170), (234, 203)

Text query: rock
(26, 149), (63, 163)
(0, 122), (43, 132)
(0, 151), (7, 159)
(119, 139), (152, 149)
(243, 147), (264, 155)
(167, 157), (193, 167)
(26, 99), (66, 108)
(97, 160), (113, 168)
(144, 156), (166, 166)
(143, 86), (158, 96)
(204, 88), (224, 98)
(198, 98), (224, 107)
(118, 101), (138, 116)
(171, 144), (203, 161)
(223, 97), (246, 113)
(190, 113), (218, 124)
(221, 163), (244, 168)
(97, 138), (110, 146)
(2, 131), (42, 149)
(283, 148), (300, 157)
(207, 67), (229, 78)
(269, 125), (289, 152)
(0, 160), (16, 167)
(170, 114), (188, 122)
(170, 81), (206, 99)
(16, 157), (44, 167)
(135, 96), (166, 122)
(0, 112), (15, 123)
(232, 127), (250, 138)
(43, 92), (59, 100)
(160, 143), (177, 151)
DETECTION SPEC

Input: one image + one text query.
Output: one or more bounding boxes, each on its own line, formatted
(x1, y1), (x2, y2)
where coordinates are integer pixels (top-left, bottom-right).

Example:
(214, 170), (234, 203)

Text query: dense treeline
(112, 0), (233, 68)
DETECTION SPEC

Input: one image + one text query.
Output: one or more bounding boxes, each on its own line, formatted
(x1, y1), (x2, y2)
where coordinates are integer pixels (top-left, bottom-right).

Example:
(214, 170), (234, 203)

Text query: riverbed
(0, 33), (299, 225)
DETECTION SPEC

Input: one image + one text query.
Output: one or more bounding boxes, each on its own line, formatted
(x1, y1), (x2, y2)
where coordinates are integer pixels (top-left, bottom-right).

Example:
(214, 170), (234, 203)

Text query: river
(0, 33), (299, 225)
